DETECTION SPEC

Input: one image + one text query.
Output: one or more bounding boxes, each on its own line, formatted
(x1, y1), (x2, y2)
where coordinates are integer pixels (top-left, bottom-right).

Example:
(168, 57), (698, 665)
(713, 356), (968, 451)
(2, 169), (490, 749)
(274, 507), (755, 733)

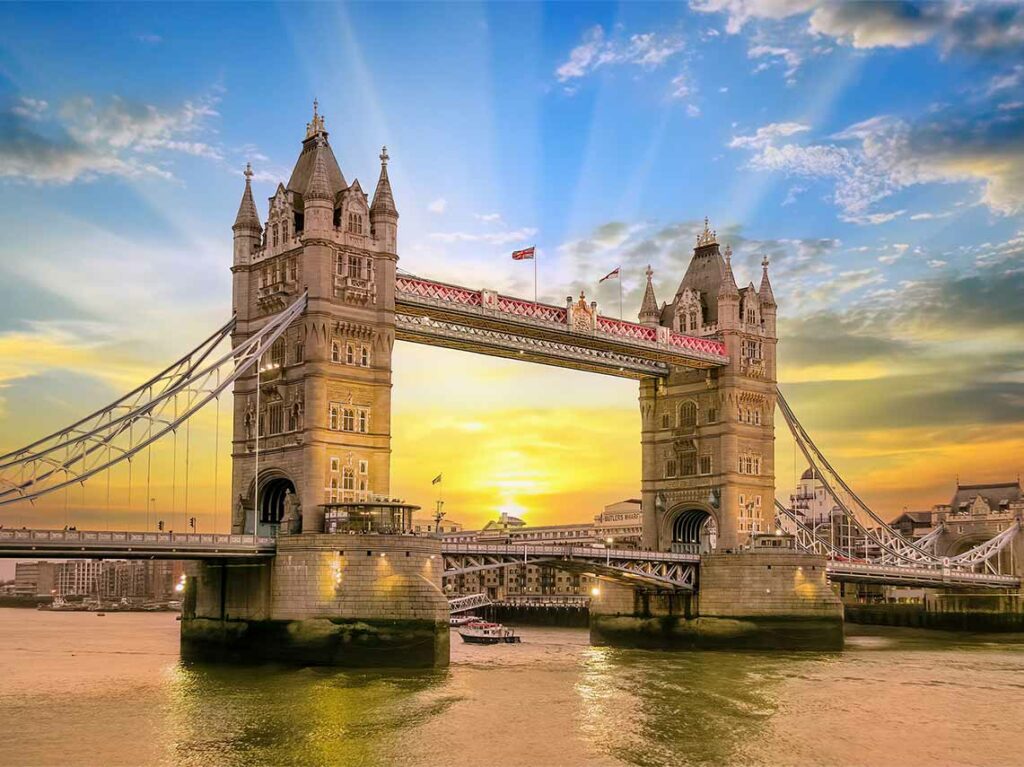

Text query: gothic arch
(246, 467), (297, 526)
(660, 501), (719, 555)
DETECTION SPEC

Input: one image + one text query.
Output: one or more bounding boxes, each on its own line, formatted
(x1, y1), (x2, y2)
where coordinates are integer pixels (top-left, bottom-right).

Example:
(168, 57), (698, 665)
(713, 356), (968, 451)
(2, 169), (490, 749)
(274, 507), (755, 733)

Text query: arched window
(331, 341), (341, 363)
(360, 345), (371, 367)
(345, 343), (355, 365)
(679, 401), (697, 432)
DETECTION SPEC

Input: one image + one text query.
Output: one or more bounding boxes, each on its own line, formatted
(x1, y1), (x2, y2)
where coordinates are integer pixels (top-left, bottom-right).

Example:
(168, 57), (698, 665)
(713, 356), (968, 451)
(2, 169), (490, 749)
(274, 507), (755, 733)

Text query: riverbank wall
(485, 602), (589, 628)
(846, 593), (1024, 632)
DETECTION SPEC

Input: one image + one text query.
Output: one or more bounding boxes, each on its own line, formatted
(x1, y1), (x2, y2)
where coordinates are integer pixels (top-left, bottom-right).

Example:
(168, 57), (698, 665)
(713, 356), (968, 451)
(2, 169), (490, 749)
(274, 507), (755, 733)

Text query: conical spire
(304, 136), (333, 202)
(233, 163), (261, 231)
(759, 255), (777, 307)
(370, 145), (398, 217)
(718, 245), (740, 298)
(639, 265), (659, 324)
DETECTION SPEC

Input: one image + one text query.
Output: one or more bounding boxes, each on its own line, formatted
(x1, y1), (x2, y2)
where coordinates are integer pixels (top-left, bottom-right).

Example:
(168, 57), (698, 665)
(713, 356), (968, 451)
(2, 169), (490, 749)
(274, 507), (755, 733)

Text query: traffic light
(157, 520), (164, 531)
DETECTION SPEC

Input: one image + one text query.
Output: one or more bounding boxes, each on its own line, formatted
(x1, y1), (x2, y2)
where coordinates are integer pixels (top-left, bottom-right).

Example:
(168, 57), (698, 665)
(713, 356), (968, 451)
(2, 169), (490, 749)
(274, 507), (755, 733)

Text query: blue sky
(1, 1), (1022, 530)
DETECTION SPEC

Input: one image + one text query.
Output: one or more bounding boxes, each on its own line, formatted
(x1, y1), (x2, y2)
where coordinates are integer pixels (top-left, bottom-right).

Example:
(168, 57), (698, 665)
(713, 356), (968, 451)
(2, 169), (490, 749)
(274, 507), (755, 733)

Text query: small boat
(96, 612), (106, 617)
(458, 621), (521, 644)
(449, 614), (480, 627)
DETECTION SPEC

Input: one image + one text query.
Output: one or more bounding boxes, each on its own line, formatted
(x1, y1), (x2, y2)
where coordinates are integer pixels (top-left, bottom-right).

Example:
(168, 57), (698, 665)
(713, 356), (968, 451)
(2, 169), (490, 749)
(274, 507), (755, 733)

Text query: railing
(441, 541), (701, 563)
(0, 528), (275, 550)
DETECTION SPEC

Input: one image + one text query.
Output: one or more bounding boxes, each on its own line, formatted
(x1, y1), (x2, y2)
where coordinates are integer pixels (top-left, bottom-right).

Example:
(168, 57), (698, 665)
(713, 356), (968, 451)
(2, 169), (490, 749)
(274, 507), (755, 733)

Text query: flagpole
(534, 247), (538, 304)
(619, 275), (623, 320)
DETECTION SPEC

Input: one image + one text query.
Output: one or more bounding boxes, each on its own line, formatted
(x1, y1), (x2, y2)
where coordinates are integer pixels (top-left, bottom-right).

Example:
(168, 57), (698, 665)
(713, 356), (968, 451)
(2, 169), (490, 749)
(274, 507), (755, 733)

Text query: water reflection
(164, 662), (451, 766)
(576, 647), (838, 766)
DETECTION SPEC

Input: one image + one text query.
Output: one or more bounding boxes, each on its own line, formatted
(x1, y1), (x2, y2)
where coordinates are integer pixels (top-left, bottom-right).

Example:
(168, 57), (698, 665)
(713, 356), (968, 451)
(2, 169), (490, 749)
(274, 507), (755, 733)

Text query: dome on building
(800, 467), (817, 481)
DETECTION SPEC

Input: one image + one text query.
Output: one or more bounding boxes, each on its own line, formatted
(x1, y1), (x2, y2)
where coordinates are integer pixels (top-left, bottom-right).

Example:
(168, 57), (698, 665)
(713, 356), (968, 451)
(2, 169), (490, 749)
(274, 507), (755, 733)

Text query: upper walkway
(394, 275), (729, 379)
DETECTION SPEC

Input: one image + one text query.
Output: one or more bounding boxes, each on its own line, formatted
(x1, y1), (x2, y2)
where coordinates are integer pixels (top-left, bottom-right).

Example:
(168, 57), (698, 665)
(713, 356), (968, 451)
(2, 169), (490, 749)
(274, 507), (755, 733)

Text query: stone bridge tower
(637, 220), (777, 552)
(229, 102), (398, 534)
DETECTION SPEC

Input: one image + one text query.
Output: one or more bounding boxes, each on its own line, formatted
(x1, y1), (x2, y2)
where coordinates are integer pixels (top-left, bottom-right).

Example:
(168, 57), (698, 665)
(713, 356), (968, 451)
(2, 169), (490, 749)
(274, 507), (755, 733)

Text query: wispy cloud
(555, 25), (685, 83)
(427, 197), (448, 214)
(0, 92), (223, 185)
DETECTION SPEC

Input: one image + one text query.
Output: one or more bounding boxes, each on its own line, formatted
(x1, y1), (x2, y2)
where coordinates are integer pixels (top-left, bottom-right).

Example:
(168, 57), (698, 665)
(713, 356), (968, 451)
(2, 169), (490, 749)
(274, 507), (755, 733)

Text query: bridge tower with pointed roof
(229, 102), (400, 535)
(637, 219), (778, 552)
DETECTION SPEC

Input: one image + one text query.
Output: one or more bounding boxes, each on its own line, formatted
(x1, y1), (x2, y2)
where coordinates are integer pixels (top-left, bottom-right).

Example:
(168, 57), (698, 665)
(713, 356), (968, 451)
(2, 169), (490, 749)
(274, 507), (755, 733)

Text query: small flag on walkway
(599, 267), (620, 282)
(512, 246), (535, 261)
(432, 473), (443, 485)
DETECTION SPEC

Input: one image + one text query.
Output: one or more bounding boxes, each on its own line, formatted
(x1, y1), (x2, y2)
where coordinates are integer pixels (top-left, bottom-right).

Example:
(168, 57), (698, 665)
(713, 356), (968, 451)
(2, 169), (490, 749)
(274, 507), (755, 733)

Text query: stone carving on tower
(229, 101), (399, 535)
(638, 217), (778, 552)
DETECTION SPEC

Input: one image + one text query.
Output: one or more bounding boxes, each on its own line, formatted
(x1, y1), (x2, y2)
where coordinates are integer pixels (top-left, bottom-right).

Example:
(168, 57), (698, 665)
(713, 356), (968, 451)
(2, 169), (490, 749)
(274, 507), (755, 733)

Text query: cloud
(429, 227), (537, 246)
(0, 93), (223, 184)
(729, 121), (810, 149)
(11, 97), (48, 120)
(427, 197), (448, 214)
(686, 104), (701, 118)
(729, 108), (1024, 221)
(748, 44), (802, 83)
(693, 0), (1024, 55)
(555, 25), (685, 83)
(475, 212), (503, 223)
(986, 64), (1024, 95)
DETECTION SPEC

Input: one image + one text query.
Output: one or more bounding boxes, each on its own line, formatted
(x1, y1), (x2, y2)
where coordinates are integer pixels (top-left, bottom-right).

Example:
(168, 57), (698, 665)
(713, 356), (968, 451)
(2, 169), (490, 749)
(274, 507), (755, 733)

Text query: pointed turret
(304, 136), (333, 202)
(639, 265), (660, 326)
(371, 145), (398, 217)
(233, 163), (262, 232)
(759, 256), (776, 307)
(718, 245), (740, 298)
(370, 146), (398, 254)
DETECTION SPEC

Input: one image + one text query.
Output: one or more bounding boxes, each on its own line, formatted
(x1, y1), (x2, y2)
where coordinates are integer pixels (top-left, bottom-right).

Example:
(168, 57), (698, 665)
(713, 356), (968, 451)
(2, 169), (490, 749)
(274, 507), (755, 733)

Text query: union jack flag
(599, 267), (620, 282)
(511, 246), (535, 261)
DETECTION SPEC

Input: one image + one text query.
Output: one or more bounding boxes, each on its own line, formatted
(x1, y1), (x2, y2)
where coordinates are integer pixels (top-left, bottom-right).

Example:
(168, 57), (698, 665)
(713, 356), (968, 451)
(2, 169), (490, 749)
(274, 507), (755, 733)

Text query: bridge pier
(590, 546), (843, 650)
(181, 533), (450, 667)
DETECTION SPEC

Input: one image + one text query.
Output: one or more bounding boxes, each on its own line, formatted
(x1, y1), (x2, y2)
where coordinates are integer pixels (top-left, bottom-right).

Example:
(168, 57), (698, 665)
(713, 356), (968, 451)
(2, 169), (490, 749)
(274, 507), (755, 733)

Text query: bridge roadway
(0, 529), (1017, 590)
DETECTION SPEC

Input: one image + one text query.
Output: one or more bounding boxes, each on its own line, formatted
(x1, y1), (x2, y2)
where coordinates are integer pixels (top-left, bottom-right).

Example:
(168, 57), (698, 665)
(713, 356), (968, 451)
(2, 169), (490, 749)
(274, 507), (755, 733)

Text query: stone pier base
(591, 550), (844, 651)
(181, 533), (450, 668)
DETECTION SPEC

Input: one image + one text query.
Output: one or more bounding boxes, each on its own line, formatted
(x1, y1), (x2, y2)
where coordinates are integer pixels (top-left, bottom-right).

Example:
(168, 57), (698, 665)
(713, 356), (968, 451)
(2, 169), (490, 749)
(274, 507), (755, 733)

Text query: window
(270, 339), (284, 368)
(699, 455), (712, 475)
(754, 409), (762, 426)
(293, 341), (304, 365)
(329, 403), (340, 431)
(342, 468), (355, 491)
(284, 405), (296, 433)
(706, 408), (717, 424)
(661, 413), (671, 429)
(328, 477), (339, 503)
(679, 401), (697, 432)
(273, 223), (279, 248)
(342, 408), (355, 432)
(330, 457), (340, 472)
(331, 341), (341, 363)
(287, 259), (296, 282)
(358, 459), (368, 475)
(345, 343), (355, 365)
(680, 451), (697, 477)
(666, 459), (677, 478)
(348, 255), (363, 279)
(268, 403), (284, 434)
(746, 308), (756, 324)
(360, 345), (371, 367)
(357, 409), (368, 433)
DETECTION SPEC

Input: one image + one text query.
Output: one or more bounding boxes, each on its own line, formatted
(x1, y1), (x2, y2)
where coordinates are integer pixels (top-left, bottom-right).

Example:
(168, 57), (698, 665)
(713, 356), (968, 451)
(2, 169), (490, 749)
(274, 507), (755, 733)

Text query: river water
(2, 609), (1023, 766)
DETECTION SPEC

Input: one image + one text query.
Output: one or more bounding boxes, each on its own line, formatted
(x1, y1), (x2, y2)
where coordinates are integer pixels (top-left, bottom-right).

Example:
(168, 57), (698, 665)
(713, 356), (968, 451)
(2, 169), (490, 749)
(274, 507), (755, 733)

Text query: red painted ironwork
(596, 316), (657, 342)
(668, 332), (728, 357)
(396, 276), (482, 306)
(496, 295), (567, 323)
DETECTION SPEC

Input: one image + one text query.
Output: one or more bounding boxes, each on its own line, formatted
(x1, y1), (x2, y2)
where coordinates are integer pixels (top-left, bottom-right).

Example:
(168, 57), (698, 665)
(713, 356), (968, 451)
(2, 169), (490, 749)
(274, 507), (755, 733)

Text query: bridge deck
(0, 529), (275, 559)
(0, 530), (1016, 589)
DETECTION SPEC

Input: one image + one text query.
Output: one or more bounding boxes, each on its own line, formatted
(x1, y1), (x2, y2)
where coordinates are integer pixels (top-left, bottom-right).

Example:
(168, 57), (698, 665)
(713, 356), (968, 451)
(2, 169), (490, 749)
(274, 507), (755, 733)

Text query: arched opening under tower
(257, 475), (296, 527)
(671, 507), (718, 555)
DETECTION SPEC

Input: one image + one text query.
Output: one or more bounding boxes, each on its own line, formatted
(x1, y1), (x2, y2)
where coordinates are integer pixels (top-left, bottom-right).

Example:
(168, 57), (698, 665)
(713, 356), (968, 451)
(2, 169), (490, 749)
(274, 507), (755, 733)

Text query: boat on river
(449, 614), (481, 627)
(457, 621), (521, 644)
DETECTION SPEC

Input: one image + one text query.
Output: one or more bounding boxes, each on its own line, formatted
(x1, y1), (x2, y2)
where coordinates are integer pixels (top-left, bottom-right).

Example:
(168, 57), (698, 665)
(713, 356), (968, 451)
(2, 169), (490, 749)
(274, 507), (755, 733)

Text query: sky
(0, 1), (1022, 538)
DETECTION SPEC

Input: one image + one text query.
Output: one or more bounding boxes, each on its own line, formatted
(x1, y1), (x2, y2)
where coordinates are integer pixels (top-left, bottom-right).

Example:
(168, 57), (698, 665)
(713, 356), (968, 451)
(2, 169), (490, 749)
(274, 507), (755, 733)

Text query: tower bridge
(1, 103), (1020, 665)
